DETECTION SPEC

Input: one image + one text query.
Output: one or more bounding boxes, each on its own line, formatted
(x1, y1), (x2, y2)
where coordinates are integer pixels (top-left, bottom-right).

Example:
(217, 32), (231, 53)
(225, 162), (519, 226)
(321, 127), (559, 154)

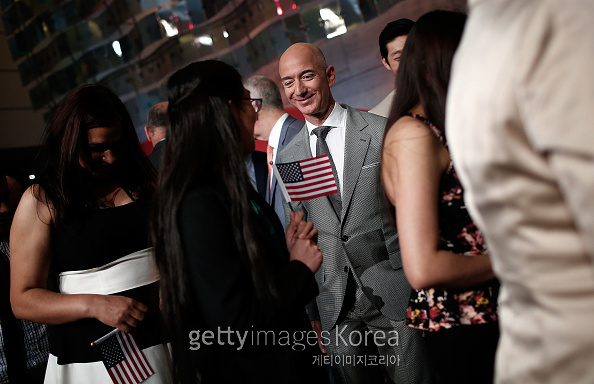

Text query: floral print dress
(405, 113), (499, 332)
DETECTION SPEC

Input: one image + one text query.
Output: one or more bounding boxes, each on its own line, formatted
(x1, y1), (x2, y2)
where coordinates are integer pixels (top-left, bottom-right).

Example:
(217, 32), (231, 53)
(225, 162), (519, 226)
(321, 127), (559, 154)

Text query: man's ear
(144, 126), (153, 145)
(381, 56), (392, 72)
(326, 65), (336, 88)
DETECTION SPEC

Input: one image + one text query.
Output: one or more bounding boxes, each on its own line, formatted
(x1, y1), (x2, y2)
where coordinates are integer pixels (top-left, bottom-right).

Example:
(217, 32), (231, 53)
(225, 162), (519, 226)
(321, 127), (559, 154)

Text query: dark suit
(278, 105), (432, 384)
(267, 115), (302, 228)
(148, 139), (166, 171)
(251, 151), (269, 199)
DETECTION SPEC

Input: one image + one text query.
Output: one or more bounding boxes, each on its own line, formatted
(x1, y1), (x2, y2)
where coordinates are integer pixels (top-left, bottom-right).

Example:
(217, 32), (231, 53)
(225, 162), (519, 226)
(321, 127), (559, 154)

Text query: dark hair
(151, 60), (277, 381)
(35, 84), (155, 223)
(386, 10), (466, 135)
(379, 18), (414, 60)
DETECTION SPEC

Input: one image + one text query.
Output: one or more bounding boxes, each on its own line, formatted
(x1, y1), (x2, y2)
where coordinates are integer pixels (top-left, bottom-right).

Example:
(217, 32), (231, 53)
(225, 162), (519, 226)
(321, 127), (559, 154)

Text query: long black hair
(35, 84), (155, 223)
(383, 10), (466, 226)
(385, 10), (466, 136)
(151, 60), (279, 381)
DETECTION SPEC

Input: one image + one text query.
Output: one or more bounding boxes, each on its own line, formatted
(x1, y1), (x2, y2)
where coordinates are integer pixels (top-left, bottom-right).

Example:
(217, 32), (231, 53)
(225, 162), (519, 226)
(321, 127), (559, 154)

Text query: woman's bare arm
(10, 186), (146, 332)
(382, 116), (495, 290)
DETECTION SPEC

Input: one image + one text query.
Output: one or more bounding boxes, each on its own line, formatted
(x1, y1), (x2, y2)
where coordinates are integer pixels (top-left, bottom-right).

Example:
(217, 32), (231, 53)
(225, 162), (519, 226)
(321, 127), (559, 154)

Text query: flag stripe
(290, 187), (339, 200)
(285, 179), (338, 193)
(114, 364), (129, 384)
(301, 164), (332, 173)
(284, 175), (336, 190)
(300, 155), (330, 166)
(120, 333), (149, 379)
(108, 369), (122, 384)
(288, 184), (338, 196)
(128, 333), (154, 376)
(117, 334), (142, 382)
(127, 333), (154, 376)
(122, 362), (135, 384)
(130, 335), (155, 380)
(301, 168), (333, 178)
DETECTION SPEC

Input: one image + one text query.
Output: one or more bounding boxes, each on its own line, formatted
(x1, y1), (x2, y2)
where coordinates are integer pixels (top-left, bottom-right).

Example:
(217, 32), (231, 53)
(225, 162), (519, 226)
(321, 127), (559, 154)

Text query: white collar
(306, 102), (346, 133)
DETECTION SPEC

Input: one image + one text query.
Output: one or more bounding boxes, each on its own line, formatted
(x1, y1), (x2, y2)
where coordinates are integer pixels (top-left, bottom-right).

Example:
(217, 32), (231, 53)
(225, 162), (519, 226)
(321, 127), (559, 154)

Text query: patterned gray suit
(278, 105), (432, 384)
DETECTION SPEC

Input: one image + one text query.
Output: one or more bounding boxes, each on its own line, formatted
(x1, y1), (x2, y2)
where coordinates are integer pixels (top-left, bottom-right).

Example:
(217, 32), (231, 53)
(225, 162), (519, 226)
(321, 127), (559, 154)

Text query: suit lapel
(341, 106), (371, 223)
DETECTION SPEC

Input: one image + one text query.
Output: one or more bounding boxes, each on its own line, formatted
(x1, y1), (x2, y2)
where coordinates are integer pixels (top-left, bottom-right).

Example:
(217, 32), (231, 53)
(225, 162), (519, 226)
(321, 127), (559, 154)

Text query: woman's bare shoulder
(17, 184), (54, 224)
(384, 116), (436, 155)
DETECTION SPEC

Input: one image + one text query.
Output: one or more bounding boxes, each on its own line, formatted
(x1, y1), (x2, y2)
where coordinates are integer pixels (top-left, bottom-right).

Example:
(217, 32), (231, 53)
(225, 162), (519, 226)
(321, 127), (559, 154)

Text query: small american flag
(274, 155), (338, 201)
(97, 330), (154, 384)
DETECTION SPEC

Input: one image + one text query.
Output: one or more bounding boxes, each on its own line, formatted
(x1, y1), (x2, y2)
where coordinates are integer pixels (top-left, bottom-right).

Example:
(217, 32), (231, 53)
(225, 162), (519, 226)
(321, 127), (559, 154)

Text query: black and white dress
(44, 199), (172, 384)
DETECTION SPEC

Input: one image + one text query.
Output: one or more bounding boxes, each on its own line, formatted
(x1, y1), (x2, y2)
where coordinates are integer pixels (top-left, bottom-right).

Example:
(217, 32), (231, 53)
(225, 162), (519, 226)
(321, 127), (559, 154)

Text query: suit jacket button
(341, 235), (349, 242)
(344, 266), (349, 273)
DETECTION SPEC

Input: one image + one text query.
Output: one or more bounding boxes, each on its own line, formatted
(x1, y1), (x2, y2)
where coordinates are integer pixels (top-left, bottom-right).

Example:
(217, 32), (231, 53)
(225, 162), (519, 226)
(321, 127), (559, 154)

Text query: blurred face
(279, 45), (336, 126)
(0, 176), (21, 235)
(231, 88), (257, 156)
(381, 35), (408, 77)
(78, 124), (124, 181)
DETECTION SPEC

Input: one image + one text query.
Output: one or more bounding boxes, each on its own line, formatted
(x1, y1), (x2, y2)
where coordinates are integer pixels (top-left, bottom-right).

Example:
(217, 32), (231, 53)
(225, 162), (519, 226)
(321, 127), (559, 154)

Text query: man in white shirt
(369, 19), (413, 118)
(277, 42), (432, 384)
(243, 76), (303, 228)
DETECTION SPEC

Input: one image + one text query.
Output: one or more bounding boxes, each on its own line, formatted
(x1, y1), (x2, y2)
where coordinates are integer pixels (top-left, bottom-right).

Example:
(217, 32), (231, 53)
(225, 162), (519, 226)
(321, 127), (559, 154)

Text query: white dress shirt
(305, 102), (347, 198)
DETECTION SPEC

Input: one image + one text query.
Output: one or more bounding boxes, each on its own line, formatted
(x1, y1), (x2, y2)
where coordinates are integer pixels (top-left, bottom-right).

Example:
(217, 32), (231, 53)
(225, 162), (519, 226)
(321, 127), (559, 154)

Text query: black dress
(177, 185), (328, 384)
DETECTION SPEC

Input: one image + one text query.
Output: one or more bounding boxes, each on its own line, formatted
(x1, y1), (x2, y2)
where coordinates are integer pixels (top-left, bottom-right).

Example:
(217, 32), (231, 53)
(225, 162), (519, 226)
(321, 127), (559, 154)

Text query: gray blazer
(266, 115), (302, 229)
(277, 105), (411, 331)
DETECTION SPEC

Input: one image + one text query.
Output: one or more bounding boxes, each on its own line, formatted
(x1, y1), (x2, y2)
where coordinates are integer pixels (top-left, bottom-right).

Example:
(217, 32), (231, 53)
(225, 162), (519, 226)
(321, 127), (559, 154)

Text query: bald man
(144, 101), (169, 171)
(277, 43), (432, 384)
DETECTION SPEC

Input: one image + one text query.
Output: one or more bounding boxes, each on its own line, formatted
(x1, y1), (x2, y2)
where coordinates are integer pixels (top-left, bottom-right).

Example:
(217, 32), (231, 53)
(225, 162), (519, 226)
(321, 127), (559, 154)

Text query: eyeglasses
(241, 98), (262, 113)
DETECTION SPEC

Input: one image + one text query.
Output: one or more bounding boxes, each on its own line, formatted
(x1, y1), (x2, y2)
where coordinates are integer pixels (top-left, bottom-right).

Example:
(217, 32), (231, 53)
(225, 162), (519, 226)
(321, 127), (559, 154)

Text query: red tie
(266, 144), (274, 186)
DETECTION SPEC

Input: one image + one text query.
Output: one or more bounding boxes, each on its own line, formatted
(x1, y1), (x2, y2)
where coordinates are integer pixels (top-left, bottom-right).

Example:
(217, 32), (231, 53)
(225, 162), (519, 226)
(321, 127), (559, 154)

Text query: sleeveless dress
(44, 198), (173, 384)
(404, 113), (499, 332)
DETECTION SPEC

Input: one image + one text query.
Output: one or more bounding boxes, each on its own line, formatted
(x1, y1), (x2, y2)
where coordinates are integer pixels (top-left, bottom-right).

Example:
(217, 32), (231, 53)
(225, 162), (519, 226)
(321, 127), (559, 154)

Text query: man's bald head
(279, 43), (336, 125)
(280, 43), (328, 72)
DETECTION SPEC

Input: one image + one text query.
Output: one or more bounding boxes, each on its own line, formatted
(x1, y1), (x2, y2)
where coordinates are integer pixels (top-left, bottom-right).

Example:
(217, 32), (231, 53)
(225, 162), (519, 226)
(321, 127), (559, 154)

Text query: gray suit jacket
(267, 115), (302, 229)
(277, 105), (411, 331)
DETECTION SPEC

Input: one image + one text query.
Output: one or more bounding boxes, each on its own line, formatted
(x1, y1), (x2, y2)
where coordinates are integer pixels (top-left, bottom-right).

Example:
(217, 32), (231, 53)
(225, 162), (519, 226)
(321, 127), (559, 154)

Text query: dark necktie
(312, 126), (342, 217)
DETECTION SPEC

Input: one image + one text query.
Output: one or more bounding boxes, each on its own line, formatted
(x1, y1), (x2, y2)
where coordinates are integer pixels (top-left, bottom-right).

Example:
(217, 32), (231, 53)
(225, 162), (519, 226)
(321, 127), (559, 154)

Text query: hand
(290, 237), (322, 273)
(90, 295), (148, 333)
(310, 320), (327, 354)
(286, 211), (318, 252)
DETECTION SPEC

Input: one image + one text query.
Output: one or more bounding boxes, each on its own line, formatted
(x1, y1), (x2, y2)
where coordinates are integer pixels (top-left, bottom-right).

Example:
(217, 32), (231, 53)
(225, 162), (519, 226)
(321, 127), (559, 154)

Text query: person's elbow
(10, 286), (36, 321)
(406, 271), (436, 290)
(10, 290), (28, 320)
(403, 259), (441, 290)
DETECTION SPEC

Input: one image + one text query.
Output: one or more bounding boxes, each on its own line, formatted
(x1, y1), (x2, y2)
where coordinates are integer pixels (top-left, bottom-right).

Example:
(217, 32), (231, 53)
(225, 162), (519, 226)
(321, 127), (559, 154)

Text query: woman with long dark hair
(152, 60), (327, 383)
(10, 84), (173, 383)
(382, 11), (499, 383)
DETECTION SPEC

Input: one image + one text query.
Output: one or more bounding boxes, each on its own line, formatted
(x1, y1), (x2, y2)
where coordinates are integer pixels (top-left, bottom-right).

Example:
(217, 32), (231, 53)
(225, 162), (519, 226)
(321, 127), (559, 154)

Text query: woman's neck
(88, 182), (130, 208)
